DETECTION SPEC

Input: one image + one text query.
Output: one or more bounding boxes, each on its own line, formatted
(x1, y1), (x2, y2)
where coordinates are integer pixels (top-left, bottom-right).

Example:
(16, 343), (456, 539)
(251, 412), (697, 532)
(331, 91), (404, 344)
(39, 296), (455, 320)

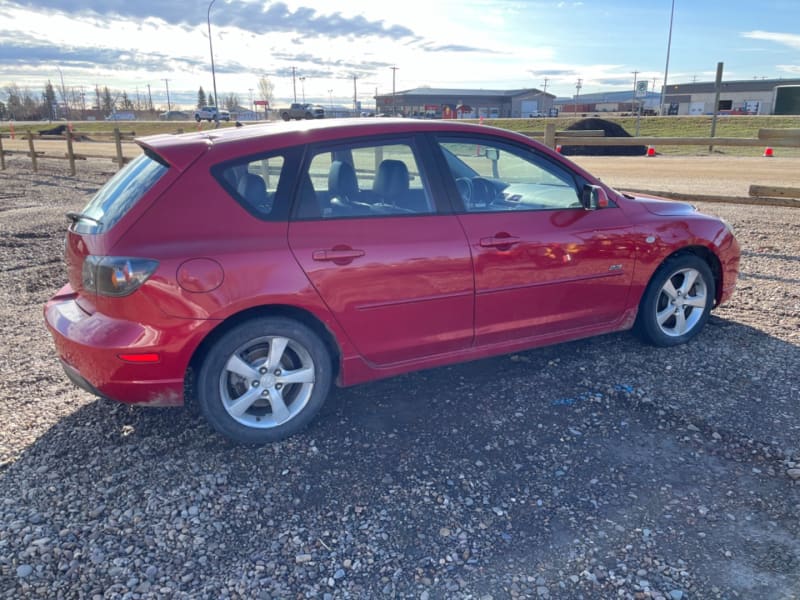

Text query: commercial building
(373, 88), (555, 118)
(553, 90), (661, 115)
(662, 78), (800, 115)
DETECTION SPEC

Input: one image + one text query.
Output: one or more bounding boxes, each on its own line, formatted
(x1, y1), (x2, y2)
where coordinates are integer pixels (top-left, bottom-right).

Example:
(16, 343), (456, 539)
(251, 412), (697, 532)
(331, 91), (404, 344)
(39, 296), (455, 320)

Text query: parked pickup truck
(194, 106), (230, 122)
(279, 103), (325, 120)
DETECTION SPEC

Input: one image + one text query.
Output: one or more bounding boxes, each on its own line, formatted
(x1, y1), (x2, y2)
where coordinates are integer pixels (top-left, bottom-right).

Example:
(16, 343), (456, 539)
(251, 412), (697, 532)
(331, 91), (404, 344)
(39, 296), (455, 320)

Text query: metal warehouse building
(373, 88), (555, 119)
(663, 78), (800, 115)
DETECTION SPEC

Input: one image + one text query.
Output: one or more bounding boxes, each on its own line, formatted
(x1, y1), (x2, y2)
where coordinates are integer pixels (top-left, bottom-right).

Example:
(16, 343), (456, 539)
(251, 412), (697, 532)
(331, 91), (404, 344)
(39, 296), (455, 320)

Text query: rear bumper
(44, 289), (210, 407)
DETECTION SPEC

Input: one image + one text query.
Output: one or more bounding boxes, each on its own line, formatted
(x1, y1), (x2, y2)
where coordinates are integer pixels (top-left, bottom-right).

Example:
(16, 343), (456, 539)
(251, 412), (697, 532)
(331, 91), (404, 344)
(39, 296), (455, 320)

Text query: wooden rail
(536, 123), (800, 149)
(749, 184), (800, 199)
(1, 126), (798, 178)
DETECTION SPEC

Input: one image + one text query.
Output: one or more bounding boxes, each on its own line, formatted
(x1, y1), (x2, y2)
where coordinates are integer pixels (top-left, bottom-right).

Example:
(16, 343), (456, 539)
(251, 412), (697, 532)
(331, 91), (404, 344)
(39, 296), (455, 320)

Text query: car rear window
(75, 152), (169, 234)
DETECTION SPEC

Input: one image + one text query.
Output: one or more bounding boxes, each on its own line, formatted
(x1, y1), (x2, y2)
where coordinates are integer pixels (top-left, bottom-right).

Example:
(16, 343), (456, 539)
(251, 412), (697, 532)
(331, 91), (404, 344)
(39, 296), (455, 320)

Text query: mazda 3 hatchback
(45, 119), (740, 443)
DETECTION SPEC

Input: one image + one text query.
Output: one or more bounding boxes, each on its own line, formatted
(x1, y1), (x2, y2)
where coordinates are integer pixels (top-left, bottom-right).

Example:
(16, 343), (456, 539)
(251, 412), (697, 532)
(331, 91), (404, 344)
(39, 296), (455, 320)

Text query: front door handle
(312, 248), (365, 264)
(479, 235), (520, 249)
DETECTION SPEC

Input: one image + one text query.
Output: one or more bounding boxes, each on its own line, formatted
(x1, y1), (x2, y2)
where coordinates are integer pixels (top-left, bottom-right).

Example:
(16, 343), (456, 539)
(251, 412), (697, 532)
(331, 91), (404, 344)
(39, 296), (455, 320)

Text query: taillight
(82, 256), (159, 297)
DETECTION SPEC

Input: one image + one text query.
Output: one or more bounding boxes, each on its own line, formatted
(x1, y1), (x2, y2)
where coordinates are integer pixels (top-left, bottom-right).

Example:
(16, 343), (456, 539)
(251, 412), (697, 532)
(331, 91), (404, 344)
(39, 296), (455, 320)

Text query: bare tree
(257, 76), (274, 108)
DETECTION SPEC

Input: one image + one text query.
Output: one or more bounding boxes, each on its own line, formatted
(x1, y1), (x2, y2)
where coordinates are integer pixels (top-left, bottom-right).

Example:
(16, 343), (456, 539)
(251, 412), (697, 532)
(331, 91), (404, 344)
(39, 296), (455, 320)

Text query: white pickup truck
(194, 106), (231, 122)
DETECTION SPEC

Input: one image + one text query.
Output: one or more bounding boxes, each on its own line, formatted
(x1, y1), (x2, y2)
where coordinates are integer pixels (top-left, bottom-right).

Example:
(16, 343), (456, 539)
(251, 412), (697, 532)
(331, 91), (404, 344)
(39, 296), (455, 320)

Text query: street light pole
(207, 0), (219, 107)
(299, 77), (306, 103)
(660, 0), (675, 115)
(390, 66), (399, 116)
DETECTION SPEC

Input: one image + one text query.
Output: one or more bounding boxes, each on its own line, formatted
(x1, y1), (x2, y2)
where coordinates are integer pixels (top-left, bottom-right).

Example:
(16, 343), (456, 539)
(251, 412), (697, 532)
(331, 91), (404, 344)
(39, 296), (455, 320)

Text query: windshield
(75, 152), (168, 234)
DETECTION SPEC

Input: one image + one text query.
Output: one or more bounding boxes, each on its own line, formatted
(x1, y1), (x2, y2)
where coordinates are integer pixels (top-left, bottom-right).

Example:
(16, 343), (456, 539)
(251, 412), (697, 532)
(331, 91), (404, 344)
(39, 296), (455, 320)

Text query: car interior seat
(372, 160), (409, 206)
(237, 173), (271, 213)
(328, 161), (371, 215)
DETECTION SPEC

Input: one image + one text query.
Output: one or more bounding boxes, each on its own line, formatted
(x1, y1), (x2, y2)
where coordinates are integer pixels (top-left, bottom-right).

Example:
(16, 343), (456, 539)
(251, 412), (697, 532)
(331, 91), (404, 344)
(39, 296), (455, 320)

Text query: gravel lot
(0, 156), (798, 599)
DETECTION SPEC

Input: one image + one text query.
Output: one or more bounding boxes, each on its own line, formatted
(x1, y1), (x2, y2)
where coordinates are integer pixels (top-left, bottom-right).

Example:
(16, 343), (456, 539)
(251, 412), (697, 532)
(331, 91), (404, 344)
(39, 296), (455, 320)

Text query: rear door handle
(312, 248), (365, 263)
(479, 235), (520, 249)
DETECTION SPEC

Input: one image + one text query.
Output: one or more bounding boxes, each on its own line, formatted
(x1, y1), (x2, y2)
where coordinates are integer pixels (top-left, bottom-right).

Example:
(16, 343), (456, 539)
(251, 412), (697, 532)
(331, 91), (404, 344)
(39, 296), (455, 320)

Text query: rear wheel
(635, 254), (715, 346)
(196, 317), (332, 443)
(281, 113), (290, 121)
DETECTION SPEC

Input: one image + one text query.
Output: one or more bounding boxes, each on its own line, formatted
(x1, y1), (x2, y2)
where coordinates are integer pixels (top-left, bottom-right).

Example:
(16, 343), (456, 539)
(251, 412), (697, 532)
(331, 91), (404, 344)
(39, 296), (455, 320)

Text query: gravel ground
(0, 157), (798, 599)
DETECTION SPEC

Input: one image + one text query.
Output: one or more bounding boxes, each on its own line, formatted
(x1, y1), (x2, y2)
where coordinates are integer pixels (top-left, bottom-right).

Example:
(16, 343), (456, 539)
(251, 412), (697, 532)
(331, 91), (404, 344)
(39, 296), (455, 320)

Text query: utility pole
(147, 84), (153, 111)
(163, 78), (171, 111)
(574, 78), (582, 115)
(542, 77), (549, 94)
(353, 75), (357, 114)
(299, 76), (306, 103)
(390, 66), (399, 116)
(292, 67), (297, 103)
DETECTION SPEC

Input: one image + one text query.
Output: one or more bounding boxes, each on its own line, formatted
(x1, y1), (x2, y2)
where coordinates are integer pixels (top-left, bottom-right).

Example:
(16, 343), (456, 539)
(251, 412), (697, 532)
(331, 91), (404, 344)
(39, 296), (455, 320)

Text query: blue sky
(1, 0), (798, 109)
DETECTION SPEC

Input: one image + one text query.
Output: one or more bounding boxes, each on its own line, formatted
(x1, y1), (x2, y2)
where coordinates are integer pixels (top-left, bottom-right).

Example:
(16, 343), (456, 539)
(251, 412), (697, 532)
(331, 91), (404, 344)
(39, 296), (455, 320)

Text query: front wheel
(281, 113), (290, 121)
(196, 317), (333, 443)
(635, 254), (715, 346)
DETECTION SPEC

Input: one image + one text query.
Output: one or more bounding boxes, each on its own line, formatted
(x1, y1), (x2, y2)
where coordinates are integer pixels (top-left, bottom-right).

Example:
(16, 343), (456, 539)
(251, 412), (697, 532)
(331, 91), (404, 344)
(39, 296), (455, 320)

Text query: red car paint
(44, 119), (740, 407)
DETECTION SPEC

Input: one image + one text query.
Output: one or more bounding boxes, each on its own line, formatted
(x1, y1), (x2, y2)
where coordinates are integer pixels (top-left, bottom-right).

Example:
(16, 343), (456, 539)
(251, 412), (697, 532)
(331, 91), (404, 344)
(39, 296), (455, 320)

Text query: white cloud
(741, 30), (800, 50)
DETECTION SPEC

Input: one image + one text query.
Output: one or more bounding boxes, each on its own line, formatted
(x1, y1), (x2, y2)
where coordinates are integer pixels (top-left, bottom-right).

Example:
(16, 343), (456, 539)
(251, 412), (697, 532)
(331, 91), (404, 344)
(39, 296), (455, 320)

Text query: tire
(635, 254), (715, 346)
(196, 317), (333, 443)
(281, 113), (290, 121)
(195, 116), (201, 122)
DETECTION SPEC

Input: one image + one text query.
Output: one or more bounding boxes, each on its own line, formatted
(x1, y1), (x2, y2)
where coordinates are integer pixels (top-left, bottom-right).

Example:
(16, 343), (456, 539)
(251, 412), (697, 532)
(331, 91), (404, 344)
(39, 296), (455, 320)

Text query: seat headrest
(328, 161), (359, 197)
(373, 160), (409, 198)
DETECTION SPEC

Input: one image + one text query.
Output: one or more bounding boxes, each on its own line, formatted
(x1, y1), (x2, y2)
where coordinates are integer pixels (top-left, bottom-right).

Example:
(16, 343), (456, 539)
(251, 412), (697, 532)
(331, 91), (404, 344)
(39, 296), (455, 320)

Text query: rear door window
(294, 141), (435, 219)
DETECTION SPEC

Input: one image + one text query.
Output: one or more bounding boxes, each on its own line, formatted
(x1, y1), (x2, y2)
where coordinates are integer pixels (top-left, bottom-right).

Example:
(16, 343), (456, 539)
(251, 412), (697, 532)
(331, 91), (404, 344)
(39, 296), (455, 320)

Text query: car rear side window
(216, 155), (286, 218)
(76, 152), (168, 233)
(295, 142), (435, 219)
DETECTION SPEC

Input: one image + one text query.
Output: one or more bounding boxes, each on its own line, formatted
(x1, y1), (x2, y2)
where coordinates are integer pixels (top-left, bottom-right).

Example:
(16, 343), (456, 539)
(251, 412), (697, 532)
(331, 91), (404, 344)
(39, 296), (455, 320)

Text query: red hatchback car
(45, 119), (739, 443)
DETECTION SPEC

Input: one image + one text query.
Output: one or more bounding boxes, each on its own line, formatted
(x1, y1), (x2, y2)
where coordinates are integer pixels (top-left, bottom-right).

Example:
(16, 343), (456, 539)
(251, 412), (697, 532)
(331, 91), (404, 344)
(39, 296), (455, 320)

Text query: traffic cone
(763, 147), (774, 157)
(555, 144), (562, 153)
(646, 145), (656, 157)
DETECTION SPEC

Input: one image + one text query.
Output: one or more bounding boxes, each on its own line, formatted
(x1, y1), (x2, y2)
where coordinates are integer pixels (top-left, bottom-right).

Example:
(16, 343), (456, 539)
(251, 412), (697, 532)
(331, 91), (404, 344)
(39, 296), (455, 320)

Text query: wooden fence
(0, 126), (799, 206)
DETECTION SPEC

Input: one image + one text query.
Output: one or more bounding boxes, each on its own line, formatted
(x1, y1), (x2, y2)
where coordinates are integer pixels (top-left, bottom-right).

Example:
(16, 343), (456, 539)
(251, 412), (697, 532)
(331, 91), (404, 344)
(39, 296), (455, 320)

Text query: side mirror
(581, 184), (610, 210)
(484, 148), (499, 161)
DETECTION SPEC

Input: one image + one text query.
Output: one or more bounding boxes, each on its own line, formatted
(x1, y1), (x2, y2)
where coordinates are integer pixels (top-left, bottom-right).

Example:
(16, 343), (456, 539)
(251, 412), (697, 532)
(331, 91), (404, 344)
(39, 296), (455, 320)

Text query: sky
(1, 0), (799, 111)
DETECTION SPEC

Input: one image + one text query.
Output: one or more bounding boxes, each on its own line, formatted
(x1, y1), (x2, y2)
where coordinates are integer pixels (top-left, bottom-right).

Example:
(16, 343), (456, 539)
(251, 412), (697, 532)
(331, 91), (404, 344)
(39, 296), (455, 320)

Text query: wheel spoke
(278, 366), (315, 385)
(661, 279), (679, 301)
(656, 306), (674, 326)
(678, 269), (699, 295)
(226, 387), (262, 418)
(266, 388), (291, 424)
(684, 292), (707, 308)
(225, 353), (259, 380)
(266, 337), (289, 371)
(672, 309), (688, 335)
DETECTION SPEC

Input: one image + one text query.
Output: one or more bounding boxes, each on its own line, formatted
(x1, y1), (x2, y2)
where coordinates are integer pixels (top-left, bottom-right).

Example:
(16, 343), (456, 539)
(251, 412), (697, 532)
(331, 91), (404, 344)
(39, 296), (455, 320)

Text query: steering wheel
(455, 177), (473, 206)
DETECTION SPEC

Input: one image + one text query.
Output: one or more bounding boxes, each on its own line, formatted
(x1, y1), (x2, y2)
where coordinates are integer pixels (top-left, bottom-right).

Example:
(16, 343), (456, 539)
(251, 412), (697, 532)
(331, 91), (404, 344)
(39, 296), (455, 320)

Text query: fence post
(544, 122), (556, 149)
(0, 133), (5, 170)
(27, 130), (38, 173)
(66, 128), (76, 176)
(113, 127), (124, 170)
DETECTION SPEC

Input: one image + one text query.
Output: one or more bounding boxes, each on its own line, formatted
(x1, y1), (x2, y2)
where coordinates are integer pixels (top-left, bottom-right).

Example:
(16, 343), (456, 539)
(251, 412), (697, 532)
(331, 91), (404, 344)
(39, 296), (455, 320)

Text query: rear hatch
(65, 137), (209, 311)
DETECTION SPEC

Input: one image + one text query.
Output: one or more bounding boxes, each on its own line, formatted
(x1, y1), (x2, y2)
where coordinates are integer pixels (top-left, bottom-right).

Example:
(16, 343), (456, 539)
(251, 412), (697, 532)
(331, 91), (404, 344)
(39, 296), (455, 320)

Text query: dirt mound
(560, 118), (647, 156)
(39, 124), (69, 136)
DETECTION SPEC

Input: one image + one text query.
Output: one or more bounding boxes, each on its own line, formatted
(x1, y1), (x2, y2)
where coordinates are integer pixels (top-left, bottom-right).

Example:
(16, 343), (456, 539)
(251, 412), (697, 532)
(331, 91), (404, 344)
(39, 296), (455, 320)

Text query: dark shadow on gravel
(2, 318), (799, 598)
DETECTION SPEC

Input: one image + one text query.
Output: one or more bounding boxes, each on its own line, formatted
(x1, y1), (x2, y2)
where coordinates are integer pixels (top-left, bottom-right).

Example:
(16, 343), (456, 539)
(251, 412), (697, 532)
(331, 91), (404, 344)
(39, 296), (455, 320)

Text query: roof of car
(136, 118), (540, 171)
